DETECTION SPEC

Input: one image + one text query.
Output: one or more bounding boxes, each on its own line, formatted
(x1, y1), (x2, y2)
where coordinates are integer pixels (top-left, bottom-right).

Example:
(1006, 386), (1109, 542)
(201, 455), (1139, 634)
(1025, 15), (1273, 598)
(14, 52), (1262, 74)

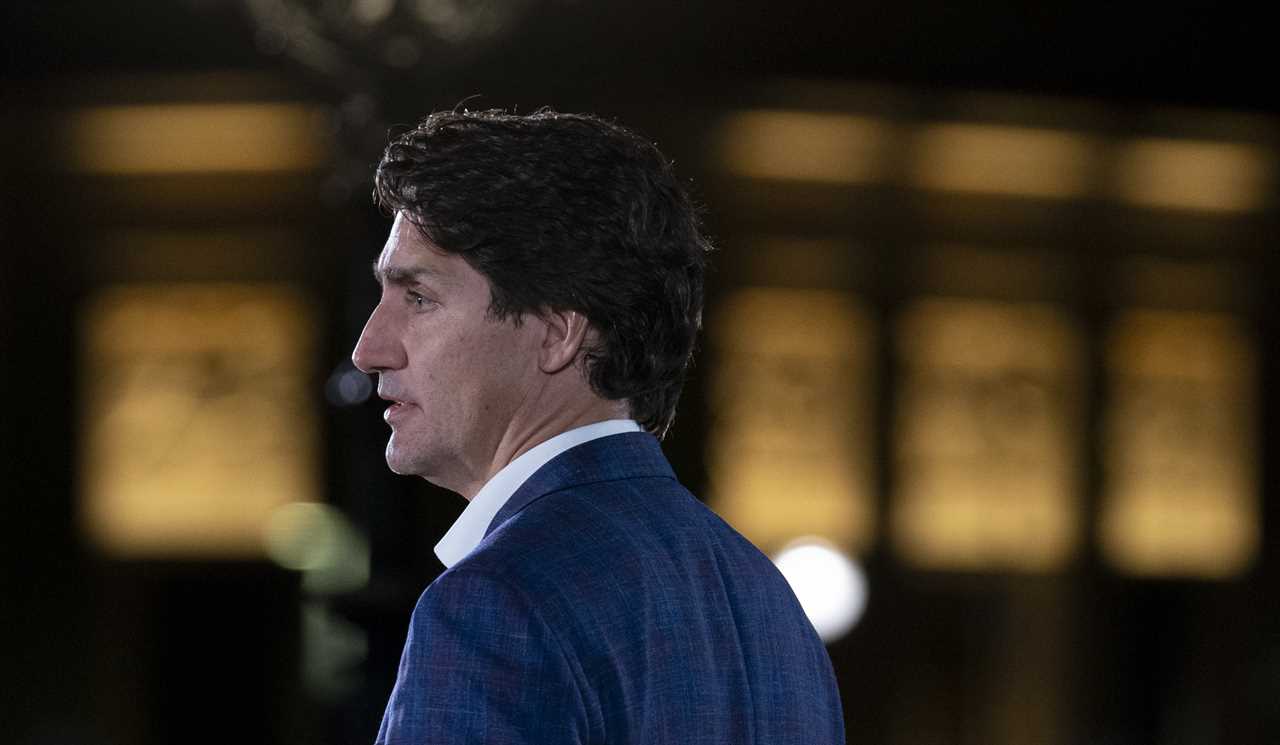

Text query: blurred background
(2, 2), (1277, 744)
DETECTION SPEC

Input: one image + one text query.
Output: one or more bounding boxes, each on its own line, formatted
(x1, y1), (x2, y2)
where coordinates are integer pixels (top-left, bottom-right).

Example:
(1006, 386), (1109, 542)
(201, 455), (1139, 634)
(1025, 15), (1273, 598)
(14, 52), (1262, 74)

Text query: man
(352, 109), (845, 744)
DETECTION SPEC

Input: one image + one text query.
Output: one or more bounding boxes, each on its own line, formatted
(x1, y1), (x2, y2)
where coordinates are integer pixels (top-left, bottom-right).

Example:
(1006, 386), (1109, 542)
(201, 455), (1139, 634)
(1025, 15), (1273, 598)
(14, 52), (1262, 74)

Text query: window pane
(708, 288), (876, 555)
(892, 299), (1083, 571)
(79, 283), (319, 557)
(1101, 310), (1259, 577)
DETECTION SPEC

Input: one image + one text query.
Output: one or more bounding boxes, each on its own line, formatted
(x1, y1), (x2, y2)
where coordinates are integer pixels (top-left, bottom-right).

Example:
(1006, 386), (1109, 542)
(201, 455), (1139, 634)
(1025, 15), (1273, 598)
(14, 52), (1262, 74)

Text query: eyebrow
(371, 261), (450, 288)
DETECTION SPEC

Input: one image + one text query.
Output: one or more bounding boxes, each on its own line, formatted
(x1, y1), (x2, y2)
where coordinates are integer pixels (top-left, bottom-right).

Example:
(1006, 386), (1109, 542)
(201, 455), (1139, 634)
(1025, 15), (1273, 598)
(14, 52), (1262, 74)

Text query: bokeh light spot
(772, 536), (868, 643)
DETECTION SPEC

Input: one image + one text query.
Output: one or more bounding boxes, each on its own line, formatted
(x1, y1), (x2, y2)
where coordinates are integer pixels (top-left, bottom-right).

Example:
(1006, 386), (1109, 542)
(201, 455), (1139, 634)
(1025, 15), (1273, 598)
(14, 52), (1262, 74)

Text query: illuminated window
(892, 299), (1083, 571)
(1113, 138), (1271, 213)
(717, 110), (893, 184)
(707, 288), (875, 555)
(909, 123), (1097, 199)
(1101, 310), (1259, 577)
(65, 102), (329, 174)
(79, 283), (319, 557)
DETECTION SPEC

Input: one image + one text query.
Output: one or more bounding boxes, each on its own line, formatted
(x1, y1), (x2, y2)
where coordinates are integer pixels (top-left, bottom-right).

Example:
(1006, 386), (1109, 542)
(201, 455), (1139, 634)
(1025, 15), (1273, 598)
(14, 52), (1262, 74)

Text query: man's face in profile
(351, 213), (545, 490)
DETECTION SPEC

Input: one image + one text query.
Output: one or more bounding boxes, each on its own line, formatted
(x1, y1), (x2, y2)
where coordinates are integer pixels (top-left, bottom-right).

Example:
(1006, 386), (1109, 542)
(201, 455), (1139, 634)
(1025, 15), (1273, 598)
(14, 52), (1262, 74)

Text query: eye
(406, 291), (434, 309)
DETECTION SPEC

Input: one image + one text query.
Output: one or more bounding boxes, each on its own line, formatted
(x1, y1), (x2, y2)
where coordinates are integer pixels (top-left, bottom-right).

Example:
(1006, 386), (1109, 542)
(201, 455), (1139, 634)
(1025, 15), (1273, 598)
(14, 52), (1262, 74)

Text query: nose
(351, 302), (406, 374)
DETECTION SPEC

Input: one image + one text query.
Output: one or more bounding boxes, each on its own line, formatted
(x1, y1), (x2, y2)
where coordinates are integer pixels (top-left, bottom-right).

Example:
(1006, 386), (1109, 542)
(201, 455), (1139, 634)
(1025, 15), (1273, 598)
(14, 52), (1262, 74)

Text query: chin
(385, 435), (439, 478)
(384, 459), (412, 476)
(383, 441), (418, 476)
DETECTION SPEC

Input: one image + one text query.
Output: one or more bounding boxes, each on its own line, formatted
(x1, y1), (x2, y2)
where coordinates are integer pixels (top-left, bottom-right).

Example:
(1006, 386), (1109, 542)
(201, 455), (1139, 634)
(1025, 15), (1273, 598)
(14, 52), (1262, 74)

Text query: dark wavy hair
(373, 108), (712, 438)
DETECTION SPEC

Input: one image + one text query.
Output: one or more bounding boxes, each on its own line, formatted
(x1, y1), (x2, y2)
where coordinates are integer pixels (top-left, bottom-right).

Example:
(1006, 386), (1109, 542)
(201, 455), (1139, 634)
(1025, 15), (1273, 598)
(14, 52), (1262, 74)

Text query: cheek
(472, 323), (526, 361)
(472, 331), (537, 391)
(410, 319), (538, 397)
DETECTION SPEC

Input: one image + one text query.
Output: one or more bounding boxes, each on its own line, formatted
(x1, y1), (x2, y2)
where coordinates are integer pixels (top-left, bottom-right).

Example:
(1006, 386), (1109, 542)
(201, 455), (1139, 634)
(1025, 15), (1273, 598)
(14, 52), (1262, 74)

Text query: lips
(378, 391), (415, 424)
(383, 400), (414, 423)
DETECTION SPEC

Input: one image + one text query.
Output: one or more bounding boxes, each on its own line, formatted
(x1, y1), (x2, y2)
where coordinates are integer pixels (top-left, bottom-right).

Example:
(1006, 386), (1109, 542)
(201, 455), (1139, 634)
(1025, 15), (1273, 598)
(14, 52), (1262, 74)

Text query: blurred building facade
(3, 3), (1277, 744)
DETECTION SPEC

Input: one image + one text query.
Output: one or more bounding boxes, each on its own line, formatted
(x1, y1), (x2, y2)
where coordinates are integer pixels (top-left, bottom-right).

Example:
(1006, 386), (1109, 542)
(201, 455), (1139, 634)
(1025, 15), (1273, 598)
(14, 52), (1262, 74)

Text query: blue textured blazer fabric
(375, 432), (846, 744)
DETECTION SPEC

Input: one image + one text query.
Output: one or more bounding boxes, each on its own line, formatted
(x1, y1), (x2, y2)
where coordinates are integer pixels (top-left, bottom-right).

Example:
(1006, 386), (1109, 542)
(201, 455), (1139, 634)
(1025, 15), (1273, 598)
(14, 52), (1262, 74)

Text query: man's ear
(538, 308), (591, 374)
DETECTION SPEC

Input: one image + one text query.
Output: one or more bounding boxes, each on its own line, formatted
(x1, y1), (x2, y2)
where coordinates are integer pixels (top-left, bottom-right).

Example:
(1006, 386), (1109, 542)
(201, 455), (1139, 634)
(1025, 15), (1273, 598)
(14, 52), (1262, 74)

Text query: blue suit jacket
(375, 432), (845, 744)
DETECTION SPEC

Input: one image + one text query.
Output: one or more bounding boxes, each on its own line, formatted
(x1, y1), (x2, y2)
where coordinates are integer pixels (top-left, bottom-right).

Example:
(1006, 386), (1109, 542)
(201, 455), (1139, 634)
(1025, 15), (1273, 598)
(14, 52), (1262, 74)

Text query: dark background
(3, 2), (1276, 744)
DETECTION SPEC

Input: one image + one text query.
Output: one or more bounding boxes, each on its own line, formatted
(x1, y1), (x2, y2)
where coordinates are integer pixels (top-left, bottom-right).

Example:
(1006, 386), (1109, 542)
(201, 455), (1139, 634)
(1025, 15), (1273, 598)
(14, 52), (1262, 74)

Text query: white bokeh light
(325, 363), (373, 407)
(772, 536), (868, 643)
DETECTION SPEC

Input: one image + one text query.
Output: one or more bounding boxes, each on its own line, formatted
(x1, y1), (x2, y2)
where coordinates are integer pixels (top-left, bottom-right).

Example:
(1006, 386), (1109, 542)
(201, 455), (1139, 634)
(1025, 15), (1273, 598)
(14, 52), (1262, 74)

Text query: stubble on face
(358, 214), (544, 494)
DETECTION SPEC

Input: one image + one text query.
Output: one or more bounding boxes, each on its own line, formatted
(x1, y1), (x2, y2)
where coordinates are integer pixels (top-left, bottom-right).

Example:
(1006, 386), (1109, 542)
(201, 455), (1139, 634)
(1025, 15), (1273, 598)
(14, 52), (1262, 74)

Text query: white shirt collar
(433, 419), (643, 568)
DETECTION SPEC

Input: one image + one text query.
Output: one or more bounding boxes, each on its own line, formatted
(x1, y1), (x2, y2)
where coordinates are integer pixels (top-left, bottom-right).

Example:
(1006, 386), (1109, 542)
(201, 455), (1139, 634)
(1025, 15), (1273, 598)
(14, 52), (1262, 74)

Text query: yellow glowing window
(79, 283), (319, 557)
(717, 110), (893, 184)
(1113, 138), (1270, 213)
(1101, 310), (1259, 577)
(909, 123), (1097, 199)
(65, 102), (330, 174)
(707, 288), (875, 555)
(892, 299), (1083, 571)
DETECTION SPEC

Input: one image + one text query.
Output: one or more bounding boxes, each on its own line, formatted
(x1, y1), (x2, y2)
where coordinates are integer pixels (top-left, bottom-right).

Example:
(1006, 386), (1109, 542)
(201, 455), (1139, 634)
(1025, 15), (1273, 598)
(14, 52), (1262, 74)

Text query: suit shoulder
(415, 558), (531, 620)
(458, 474), (788, 606)
(477, 475), (696, 551)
